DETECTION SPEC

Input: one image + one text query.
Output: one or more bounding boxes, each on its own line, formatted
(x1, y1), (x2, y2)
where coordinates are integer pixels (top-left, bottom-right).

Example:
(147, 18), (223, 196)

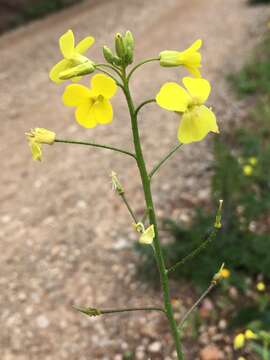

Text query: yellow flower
(50, 29), (95, 84)
(257, 281), (266, 292)
(243, 164), (253, 176)
(245, 329), (258, 340)
(234, 333), (245, 350)
(62, 73), (117, 128)
(139, 225), (155, 245)
(249, 157), (258, 166)
(25, 128), (56, 161)
(238, 357), (246, 360)
(159, 39), (202, 77)
(156, 77), (219, 144)
(220, 268), (230, 278)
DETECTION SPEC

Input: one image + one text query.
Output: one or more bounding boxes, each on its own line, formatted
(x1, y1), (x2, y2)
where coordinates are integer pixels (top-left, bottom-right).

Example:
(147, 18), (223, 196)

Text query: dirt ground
(1, 0), (270, 359)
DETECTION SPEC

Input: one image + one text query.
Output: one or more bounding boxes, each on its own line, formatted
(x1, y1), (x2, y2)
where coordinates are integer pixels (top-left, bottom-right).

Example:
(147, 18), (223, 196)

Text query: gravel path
(1, 0), (269, 359)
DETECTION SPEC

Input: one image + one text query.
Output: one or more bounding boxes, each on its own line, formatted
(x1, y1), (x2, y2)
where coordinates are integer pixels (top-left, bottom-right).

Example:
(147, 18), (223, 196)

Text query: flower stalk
(121, 67), (184, 360)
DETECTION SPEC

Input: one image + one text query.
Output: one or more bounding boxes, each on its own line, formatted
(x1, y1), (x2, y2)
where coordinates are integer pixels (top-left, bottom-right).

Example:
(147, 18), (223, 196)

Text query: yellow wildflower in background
(160, 39), (202, 77)
(234, 333), (245, 350)
(62, 74), (117, 128)
(50, 30), (95, 84)
(249, 157), (258, 166)
(243, 164), (253, 176)
(238, 357), (246, 360)
(156, 77), (219, 144)
(25, 128), (56, 161)
(220, 268), (230, 278)
(257, 281), (266, 292)
(245, 329), (257, 340)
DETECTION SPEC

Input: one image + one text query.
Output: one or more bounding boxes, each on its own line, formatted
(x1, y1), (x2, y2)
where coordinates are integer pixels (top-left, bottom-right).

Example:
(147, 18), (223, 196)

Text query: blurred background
(1, 0), (270, 359)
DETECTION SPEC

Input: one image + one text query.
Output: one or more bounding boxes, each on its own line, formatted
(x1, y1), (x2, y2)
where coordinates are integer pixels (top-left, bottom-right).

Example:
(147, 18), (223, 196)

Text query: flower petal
(75, 102), (97, 128)
(178, 105), (219, 144)
(90, 98), (113, 125)
(75, 36), (95, 54)
(91, 74), (117, 99)
(139, 225), (155, 245)
(62, 84), (91, 106)
(183, 77), (211, 104)
(59, 30), (75, 59)
(156, 82), (190, 112)
(189, 39), (202, 51)
(185, 65), (202, 78)
(49, 59), (69, 84)
(28, 139), (42, 161)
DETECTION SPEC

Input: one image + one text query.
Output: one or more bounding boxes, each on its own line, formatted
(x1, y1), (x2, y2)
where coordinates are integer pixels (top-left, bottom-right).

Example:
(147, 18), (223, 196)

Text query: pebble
(148, 341), (162, 353)
(36, 315), (50, 329)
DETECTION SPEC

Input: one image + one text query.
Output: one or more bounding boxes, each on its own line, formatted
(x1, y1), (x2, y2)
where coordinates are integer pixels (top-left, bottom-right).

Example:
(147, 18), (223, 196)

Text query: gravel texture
(1, 0), (270, 359)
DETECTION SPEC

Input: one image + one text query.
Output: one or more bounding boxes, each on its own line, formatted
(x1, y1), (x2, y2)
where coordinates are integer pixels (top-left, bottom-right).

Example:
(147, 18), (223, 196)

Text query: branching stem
(178, 283), (216, 329)
(168, 227), (219, 274)
(135, 99), (156, 117)
(127, 58), (160, 81)
(149, 143), (183, 179)
(55, 139), (136, 159)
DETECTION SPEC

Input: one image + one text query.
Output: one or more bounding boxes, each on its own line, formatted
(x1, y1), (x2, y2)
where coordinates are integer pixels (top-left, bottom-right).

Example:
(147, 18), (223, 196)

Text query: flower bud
(123, 30), (134, 64)
(59, 61), (96, 80)
(115, 33), (126, 60)
(103, 46), (115, 65)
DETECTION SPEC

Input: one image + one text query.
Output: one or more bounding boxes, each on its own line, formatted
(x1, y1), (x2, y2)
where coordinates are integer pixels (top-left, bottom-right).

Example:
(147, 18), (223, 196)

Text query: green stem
(122, 69), (184, 360)
(55, 139), (136, 159)
(135, 99), (156, 117)
(149, 143), (183, 179)
(178, 283), (216, 329)
(168, 228), (219, 274)
(127, 58), (160, 81)
(120, 193), (138, 223)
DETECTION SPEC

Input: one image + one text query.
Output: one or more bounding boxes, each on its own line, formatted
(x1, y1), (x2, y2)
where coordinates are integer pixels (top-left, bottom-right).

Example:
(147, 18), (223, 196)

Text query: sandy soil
(1, 0), (270, 359)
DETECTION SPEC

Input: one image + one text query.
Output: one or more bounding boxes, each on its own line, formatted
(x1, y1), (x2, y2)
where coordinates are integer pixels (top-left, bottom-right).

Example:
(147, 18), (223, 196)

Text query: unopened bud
(115, 33), (126, 60)
(103, 46), (115, 65)
(124, 30), (134, 64)
(59, 61), (95, 80)
(214, 199), (223, 229)
(25, 128), (56, 145)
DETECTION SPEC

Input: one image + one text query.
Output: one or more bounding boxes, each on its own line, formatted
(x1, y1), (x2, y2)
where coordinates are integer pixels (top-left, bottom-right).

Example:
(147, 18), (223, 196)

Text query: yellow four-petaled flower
(50, 29), (95, 84)
(156, 77), (219, 144)
(159, 39), (202, 77)
(62, 74), (117, 128)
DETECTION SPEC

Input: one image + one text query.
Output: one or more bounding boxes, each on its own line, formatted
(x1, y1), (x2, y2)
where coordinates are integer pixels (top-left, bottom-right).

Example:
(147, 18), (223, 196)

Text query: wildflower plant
(26, 30), (224, 359)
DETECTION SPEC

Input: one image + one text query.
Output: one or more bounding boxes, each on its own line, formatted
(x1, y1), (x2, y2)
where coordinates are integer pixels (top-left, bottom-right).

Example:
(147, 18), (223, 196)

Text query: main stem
(122, 70), (184, 360)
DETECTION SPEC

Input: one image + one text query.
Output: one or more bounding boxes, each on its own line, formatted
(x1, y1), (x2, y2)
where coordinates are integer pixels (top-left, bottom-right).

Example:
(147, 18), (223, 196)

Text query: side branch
(55, 139), (136, 159)
(167, 227), (219, 274)
(149, 143), (183, 179)
(73, 305), (165, 317)
(178, 282), (216, 329)
(127, 58), (160, 82)
(135, 99), (156, 117)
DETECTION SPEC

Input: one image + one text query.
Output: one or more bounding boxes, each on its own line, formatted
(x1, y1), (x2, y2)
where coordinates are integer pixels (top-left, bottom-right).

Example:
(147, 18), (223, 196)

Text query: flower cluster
(26, 29), (219, 160)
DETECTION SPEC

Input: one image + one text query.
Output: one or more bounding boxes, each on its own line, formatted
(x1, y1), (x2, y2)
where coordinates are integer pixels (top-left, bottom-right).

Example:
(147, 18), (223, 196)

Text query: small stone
(148, 341), (162, 353)
(200, 345), (224, 360)
(36, 315), (50, 329)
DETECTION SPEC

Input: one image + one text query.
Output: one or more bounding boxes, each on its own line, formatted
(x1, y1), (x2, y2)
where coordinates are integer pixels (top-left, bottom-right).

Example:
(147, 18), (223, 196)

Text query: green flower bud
(115, 33), (126, 60)
(124, 30), (134, 64)
(103, 46), (115, 65)
(59, 61), (95, 80)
